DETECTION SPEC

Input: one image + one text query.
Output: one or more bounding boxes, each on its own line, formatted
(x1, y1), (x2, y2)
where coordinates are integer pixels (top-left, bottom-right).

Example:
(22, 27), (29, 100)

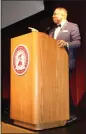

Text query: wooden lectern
(10, 32), (69, 130)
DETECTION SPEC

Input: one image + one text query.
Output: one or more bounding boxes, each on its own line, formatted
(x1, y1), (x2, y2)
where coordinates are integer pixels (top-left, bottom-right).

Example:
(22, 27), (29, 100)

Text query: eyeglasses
(53, 13), (64, 16)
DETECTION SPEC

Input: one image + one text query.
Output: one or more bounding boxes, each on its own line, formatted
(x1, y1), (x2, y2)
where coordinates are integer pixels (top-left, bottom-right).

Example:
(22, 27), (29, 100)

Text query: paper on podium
(28, 27), (39, 32)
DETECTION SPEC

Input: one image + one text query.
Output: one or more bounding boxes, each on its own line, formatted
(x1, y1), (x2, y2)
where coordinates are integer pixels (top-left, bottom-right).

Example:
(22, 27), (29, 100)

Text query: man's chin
(53, 21), (57, 24)
(53, 20), (59, 24)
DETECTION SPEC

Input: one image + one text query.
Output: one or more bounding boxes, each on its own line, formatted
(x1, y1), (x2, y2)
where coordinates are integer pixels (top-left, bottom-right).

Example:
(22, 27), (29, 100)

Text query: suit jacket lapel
(49, 27), (56, 38)
(56, 21), (68, 39)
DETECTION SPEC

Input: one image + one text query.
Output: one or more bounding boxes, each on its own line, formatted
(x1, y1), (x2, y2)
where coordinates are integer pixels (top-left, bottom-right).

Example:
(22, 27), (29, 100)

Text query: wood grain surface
(10, 32), (69, 129)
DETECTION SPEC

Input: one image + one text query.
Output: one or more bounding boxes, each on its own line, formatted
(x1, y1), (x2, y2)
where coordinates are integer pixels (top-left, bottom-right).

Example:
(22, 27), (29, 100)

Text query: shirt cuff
(66, 42), (69, 49)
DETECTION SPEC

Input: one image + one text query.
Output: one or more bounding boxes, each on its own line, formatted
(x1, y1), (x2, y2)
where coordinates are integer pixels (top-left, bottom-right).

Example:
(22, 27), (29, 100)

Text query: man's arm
(56, 24), (81, 48)
(67, 24), (81, 48)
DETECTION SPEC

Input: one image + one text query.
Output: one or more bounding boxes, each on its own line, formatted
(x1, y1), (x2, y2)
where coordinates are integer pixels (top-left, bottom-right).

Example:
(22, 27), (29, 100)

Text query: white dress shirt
(54, 20), (67, 39)
(54, 20), (69, 48)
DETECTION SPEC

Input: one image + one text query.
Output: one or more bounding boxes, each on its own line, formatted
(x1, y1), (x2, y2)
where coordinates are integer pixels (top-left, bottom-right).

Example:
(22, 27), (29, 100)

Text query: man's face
(52, 9), (64, 24)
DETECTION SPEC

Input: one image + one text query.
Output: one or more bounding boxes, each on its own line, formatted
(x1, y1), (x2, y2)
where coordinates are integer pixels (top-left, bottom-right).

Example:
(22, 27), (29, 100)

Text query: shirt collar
(57, 20), (67, 28)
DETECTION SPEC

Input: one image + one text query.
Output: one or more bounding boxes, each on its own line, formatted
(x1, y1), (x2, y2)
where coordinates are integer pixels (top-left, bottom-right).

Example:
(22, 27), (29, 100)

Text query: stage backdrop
(2, 1), (86, 106)
(2, 1), (44, 28)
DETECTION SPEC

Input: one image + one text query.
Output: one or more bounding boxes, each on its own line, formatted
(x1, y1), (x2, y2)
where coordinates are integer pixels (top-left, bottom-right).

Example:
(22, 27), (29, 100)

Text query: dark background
(1, 1), (86, 121)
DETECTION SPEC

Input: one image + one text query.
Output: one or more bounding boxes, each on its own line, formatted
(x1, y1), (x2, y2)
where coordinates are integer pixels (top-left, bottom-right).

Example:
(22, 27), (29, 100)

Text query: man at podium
(49, 7), (81, 124)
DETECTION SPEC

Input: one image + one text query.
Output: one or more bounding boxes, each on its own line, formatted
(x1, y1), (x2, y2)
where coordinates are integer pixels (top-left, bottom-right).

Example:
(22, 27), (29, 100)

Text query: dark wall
(2, 1), (86, 101)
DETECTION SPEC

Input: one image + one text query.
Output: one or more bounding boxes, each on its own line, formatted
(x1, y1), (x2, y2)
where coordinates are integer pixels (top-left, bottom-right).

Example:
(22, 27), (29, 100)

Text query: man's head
(52, 7), (68, 24)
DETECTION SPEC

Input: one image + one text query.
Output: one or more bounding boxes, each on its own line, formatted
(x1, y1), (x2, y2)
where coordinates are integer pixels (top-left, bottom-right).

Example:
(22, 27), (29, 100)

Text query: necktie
(57, 24), (61, 27)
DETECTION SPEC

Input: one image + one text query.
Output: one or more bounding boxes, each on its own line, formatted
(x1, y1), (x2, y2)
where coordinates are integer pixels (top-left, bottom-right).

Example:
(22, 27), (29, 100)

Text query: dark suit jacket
(49, 21), (81, 69)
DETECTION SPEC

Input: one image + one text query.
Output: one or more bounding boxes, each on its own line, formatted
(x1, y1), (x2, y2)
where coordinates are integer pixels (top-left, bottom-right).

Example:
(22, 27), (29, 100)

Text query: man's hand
(28, 27), (38, 32)
(56, 40), (69, 47)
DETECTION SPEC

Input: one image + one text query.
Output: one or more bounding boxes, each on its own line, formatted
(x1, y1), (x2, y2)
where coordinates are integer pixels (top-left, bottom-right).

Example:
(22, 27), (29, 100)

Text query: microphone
(44, 23), (56, 33)
(44, 26), (51, 33)
(28, 27), (38, 32)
